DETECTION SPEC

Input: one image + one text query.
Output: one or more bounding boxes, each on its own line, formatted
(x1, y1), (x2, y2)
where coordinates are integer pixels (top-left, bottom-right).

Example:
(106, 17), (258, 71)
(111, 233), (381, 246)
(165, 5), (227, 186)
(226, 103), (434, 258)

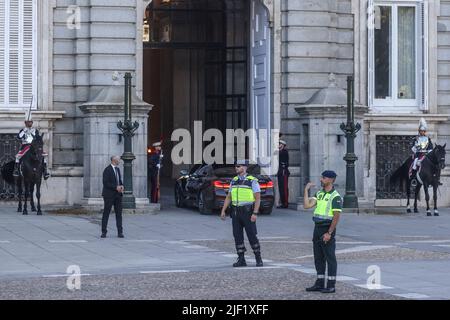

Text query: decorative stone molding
(262, 0), (274, 21)
(79, 84), (156, 212)
(295, 75), (369, 210)
(0, 111), (65, 168)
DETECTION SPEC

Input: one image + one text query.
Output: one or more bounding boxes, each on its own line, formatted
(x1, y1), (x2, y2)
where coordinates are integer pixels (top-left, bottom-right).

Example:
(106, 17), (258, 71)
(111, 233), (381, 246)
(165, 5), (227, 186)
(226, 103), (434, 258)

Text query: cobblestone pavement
(1, 201), (450, 300)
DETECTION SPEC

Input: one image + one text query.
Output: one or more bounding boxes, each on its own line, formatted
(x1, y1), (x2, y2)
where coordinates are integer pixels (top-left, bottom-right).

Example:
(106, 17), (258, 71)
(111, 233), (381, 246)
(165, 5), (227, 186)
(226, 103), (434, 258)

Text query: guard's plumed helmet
(418, 118), (427, 131)
(24, 109), (33, 123)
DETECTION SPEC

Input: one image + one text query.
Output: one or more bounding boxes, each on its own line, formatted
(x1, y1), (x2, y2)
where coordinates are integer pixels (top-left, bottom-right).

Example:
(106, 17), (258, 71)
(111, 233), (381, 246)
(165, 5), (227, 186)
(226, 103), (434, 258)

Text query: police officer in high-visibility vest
(303, 170), (342, 293)
(220, 159), (263, 267)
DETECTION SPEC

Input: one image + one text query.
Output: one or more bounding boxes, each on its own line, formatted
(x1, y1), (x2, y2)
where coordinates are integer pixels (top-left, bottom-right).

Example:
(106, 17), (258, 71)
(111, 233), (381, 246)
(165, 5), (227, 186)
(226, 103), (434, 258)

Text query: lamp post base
(343, 194), (359, 209)
(122, 194), (136, 209)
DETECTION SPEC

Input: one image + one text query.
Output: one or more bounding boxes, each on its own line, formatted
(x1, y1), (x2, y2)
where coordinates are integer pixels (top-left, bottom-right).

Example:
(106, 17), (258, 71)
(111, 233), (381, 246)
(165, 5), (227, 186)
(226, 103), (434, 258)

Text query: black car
(174, 164), (274, 214)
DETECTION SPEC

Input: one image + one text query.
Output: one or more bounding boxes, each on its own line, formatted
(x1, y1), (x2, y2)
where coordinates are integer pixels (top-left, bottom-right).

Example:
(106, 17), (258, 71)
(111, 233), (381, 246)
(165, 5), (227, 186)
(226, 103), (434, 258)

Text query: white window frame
(0, 0), (37, 110)
(368, 0), (428, 112)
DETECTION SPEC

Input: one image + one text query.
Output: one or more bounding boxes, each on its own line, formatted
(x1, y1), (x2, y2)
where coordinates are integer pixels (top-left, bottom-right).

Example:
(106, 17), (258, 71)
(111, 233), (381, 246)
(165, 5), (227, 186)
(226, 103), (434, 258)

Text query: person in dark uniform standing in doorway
(148, 141), (162, 203)
(303, 170), (342, 293)
(220, 160), (263, 267)
(277, 139), (290, 208)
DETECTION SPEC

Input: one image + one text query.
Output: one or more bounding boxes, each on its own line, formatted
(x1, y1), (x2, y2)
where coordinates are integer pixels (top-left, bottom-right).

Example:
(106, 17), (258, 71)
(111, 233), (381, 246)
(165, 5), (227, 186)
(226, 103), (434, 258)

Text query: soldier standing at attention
(148, 141), (162, 203)
(277, 139), (290, 208)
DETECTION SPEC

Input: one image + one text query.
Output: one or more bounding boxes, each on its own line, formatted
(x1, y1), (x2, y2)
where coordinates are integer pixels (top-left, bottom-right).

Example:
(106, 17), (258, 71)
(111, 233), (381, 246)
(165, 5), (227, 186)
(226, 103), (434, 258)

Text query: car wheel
(198, 191), (212, 215)
(174, 185), (184, 208)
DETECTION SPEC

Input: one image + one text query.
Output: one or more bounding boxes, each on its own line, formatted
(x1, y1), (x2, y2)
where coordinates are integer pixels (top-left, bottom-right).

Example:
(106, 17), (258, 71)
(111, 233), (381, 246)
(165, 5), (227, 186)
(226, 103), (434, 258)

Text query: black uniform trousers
(231, 205), (260, 254)
(312, 224), (337, 279)
(101, 194), (123, 234)
(149, 173), (158, 203)
(277, 170), (289, 207)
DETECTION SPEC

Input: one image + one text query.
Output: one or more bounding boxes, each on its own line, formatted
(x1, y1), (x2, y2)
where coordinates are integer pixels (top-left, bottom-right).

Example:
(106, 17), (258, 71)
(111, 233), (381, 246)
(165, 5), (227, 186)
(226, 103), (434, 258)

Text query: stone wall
(280, 0), (354, 205)
(437, 0), (450, 204)
(49, 0), (143, 205)
(53, 0), (138, 168)
(438, 1), (450, 150)
(53, 0), (81, 168)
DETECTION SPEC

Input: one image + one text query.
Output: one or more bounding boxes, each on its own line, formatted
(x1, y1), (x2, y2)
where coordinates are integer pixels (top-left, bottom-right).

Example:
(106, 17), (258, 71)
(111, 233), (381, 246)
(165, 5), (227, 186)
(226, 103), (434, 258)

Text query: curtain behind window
(398, 7), (416, 99)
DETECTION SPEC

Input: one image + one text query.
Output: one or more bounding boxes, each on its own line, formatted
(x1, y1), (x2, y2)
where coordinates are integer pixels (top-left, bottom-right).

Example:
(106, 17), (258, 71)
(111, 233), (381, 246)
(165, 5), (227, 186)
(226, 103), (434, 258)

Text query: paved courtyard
(1, 198), (450, 300)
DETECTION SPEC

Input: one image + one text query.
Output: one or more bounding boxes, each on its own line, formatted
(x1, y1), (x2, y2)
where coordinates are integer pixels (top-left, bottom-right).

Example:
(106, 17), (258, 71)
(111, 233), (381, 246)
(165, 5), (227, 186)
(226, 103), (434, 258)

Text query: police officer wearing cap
(220, 159), (263, 267)
(303, 170), (342, 293)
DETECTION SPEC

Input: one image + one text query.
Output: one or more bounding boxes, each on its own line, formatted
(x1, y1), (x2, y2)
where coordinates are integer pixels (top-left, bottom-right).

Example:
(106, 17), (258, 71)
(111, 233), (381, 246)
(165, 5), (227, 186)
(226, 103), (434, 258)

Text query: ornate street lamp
(340, 76), (361, 209)
(117, 73), (140, 209)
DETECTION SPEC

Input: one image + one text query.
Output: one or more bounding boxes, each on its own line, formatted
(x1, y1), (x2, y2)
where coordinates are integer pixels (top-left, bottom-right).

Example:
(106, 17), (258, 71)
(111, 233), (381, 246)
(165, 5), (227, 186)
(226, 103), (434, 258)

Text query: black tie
(114, 167), (119, 186)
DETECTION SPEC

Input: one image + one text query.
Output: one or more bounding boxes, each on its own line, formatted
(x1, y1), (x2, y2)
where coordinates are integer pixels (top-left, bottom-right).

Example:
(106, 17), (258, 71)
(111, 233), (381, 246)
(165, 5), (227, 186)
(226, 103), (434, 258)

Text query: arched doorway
(142, 0), (271, 204)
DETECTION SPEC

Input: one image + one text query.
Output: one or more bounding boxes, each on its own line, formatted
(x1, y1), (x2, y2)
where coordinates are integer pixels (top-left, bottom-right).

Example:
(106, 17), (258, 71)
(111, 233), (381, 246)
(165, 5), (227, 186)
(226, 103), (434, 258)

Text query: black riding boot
(13, 162), (20, 177)
(306, 278), (325, 292)
(43, 163), (50, 180)
(233, 253), (247, 267)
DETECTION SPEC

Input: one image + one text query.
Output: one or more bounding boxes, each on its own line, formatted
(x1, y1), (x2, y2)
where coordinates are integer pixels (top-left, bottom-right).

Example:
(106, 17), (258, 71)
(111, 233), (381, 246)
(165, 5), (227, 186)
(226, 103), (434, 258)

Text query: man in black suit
(101, 156), (124, 238)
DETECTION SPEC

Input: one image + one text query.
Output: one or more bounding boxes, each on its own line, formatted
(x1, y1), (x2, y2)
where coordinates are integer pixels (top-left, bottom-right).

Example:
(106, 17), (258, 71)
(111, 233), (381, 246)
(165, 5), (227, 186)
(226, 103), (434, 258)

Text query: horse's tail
(390, 159), (409, 189)
(1, 161), (16, 186)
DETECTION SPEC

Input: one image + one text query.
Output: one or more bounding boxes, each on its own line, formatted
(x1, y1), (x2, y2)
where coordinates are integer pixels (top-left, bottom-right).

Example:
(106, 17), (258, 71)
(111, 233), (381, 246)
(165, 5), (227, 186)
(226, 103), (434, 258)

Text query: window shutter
(9, 0), (19, 105)
(0, 0), (35, 109)
(367, 0), (374, 108)
(0, 1), (5, 105)
(420, 0), (429, 111)
(22, 0), (34, 104)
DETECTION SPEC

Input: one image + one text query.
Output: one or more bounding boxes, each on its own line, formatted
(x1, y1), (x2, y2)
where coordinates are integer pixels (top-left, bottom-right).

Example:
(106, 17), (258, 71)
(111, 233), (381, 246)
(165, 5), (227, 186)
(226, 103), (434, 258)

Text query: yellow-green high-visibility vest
(313, 189), (342, 221)
(230, 175), (258, 206)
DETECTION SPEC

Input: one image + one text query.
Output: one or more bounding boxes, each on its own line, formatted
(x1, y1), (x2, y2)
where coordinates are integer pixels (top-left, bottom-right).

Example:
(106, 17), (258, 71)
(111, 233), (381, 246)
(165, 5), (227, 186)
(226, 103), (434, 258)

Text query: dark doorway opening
(143, 0), (250, 206)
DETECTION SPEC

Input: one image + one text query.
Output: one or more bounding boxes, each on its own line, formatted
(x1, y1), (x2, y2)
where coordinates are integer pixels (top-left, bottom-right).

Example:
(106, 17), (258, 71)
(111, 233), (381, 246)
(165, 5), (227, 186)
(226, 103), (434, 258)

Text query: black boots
(321, 281), (336, 293)
(306, 279), (336, 293)
(255, 252), (263, 267)
(13, 162), (20, 177)
(233, 253), (247, 267)
(306, 278), (325, 292)
(232, 252), (263, 267)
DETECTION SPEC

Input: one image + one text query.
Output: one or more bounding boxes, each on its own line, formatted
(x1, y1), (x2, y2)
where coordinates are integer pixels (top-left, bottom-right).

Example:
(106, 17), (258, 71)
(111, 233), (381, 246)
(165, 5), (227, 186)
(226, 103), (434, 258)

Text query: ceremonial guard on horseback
(390, 117), (446, 216)
(13, 109), (50, 180)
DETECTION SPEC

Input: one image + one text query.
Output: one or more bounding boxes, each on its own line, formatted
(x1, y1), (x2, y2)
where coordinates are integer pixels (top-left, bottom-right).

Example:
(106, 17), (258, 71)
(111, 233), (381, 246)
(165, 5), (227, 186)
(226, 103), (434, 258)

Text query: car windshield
(212, 164), (261, 177)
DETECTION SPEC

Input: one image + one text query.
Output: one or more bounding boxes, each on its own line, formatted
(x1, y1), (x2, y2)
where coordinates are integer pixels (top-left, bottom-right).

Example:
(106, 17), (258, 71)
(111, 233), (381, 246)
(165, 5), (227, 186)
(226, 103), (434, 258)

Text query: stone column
(79, 82), (156, 213)
(295, 75), (368, 210)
